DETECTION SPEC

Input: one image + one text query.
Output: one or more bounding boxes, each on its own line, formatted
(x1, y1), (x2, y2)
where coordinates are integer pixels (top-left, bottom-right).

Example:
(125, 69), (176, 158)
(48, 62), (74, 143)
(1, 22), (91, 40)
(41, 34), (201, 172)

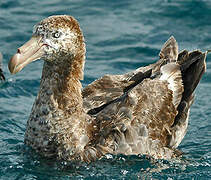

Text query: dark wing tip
(0, 52), (5, 81)
(181, 50), (206, 101)
(172, 50), (206, 128)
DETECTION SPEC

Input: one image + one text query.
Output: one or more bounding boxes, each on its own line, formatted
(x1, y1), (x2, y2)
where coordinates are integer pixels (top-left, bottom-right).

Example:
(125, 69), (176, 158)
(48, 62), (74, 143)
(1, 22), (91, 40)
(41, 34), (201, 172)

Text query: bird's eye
(52, 31), (61, 38)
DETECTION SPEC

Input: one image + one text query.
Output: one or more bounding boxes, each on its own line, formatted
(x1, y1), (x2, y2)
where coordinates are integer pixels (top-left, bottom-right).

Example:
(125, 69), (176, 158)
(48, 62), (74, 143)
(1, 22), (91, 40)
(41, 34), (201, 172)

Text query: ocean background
(0, 0), (210, 179)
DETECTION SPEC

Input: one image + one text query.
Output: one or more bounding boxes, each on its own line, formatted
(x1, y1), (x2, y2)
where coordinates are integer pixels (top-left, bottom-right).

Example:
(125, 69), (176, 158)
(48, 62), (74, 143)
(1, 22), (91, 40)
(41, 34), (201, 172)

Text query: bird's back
(82, 37), (206, 161)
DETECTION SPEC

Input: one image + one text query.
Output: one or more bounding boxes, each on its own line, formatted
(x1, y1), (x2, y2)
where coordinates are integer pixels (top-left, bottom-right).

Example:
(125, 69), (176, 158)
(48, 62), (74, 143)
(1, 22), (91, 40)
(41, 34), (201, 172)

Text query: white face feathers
(32, 23), (79, 62)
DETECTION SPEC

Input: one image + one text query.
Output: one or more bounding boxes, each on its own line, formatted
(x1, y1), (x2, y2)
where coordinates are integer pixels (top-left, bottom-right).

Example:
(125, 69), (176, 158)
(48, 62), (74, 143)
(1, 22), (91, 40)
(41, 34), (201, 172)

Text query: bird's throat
(24, 57), (88, 160)
(40, 60), (84, 113)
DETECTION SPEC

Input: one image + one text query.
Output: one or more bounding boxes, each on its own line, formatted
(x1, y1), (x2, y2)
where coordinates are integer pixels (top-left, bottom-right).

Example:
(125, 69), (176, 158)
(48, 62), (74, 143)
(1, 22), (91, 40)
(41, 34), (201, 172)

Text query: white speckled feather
(8, 15), (207, 162)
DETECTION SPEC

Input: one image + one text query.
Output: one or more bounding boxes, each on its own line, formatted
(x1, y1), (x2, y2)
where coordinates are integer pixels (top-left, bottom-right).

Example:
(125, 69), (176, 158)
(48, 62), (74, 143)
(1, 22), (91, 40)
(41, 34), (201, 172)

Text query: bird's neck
(26, 54), (89, 160)
(40, 60), (84, 115)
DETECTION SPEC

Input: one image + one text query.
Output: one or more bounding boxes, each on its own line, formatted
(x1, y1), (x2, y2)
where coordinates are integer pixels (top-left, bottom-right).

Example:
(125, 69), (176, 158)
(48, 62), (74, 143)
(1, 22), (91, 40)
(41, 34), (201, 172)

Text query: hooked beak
(8, 35), (46, 74)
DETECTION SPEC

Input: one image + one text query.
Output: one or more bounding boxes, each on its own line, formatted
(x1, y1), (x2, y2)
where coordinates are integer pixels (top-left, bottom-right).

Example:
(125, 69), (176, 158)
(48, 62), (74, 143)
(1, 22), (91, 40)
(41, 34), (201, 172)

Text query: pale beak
(8, 35), (46, 74)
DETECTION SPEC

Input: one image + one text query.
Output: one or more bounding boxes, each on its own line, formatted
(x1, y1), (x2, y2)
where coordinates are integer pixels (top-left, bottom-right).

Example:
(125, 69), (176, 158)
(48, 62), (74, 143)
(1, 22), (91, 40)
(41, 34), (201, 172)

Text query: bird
(8, 15), (207, 162)
(0, 52), (5, 81)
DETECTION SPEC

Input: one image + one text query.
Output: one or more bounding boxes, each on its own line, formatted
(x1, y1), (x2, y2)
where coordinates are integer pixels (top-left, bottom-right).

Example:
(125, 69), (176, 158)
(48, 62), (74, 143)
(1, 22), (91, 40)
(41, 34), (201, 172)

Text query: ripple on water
(0, 0), (211, 179)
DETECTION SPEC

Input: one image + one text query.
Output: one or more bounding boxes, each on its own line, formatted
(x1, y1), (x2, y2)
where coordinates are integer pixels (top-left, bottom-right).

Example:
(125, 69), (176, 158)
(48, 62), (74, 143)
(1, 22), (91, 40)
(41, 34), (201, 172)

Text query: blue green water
(0, 0), (210, 179)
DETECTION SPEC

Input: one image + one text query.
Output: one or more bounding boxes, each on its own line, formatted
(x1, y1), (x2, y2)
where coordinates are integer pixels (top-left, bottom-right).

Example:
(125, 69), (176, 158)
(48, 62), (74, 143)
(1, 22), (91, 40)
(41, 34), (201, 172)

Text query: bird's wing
(83, 64), (182, 161)
(82, 36), (179, 114)
(82, 37), (206, 161)
(82, 74), (134, 113)
(169, 49), (207, 148)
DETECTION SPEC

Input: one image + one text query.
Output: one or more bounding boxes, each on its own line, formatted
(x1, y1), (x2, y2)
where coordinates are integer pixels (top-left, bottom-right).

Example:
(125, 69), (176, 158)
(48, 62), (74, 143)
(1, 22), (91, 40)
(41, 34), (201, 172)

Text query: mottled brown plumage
(8, 15), (207, 162)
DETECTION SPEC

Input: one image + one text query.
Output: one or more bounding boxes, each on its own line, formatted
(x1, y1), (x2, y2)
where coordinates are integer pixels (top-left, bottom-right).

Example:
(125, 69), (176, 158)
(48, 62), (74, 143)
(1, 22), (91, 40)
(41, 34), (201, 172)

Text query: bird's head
(8, 15), (85, 74)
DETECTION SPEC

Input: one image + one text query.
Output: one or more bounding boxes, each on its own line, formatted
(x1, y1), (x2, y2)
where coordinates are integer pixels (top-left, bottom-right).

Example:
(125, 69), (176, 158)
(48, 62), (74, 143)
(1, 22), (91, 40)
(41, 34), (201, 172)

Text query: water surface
(0, 0), (210, 179)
